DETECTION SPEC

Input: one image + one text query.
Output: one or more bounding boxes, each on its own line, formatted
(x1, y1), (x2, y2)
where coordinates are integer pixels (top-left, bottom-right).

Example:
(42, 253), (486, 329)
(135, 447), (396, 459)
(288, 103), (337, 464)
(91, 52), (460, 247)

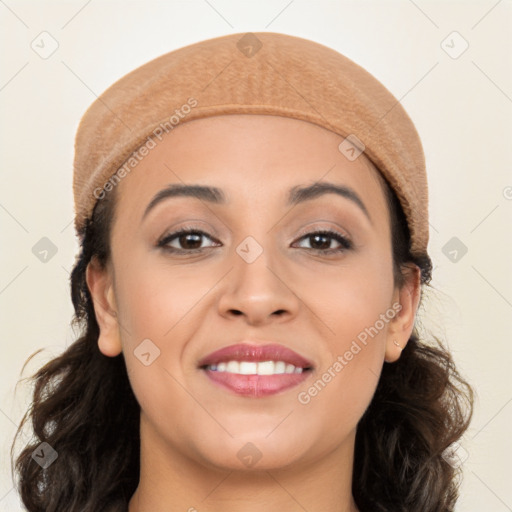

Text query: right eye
(157, 228), (221, 254)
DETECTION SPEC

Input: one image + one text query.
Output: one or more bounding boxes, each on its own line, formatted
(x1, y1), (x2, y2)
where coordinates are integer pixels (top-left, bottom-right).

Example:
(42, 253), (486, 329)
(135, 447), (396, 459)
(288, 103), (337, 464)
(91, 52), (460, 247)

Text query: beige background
(1, 1), (511, 510)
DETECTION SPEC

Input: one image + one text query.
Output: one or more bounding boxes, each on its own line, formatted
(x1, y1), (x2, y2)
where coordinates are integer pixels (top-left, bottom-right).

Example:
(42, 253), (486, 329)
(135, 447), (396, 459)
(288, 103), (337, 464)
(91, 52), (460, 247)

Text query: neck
(128, 415), (360, 512)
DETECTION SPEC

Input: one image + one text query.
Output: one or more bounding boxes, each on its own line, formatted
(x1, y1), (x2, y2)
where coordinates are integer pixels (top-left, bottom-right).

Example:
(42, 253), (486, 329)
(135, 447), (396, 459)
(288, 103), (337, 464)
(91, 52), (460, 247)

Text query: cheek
(112, 252), (215, 436)
(111, 250), (223, 403)
(112, 247), (214, 346)
(294, 252), (394, 425)
(301, 248), (394, 348)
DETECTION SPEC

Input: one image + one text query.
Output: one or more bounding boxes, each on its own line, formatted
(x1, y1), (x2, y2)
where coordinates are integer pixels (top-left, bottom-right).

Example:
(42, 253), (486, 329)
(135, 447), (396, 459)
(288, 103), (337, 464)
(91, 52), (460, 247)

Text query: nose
(216, 240), (300, 326)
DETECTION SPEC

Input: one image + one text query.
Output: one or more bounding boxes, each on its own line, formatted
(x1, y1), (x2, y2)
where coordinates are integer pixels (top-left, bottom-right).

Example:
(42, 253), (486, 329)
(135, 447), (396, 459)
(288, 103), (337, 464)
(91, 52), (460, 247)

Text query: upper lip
(198, 342), (314, 369)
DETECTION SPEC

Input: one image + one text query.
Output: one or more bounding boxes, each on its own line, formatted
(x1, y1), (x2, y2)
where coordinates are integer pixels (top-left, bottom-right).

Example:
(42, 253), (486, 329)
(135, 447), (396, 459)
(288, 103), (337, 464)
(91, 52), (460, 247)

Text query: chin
(188, 431), (311, 472)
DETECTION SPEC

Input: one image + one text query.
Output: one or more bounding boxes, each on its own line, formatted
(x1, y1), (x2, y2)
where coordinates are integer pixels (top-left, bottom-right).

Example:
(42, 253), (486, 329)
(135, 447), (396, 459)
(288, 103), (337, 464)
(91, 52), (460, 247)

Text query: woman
(12, 32), (473, 512)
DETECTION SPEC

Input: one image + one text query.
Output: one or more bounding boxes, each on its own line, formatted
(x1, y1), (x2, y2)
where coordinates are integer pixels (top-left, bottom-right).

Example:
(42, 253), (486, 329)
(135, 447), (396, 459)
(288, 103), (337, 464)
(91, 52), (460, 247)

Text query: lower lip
(202, 368), (311, 397)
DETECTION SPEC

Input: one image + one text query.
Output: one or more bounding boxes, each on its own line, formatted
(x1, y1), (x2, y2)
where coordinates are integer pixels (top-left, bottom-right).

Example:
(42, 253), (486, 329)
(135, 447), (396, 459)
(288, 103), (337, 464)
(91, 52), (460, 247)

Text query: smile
(206, 360), (305, 375)
(198, 342), (314, 397)
(201, 367), (312, 397)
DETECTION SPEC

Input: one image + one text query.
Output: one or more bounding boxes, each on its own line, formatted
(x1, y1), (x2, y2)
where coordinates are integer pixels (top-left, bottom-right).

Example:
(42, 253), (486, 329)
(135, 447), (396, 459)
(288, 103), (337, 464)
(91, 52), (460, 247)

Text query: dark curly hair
(11, 171), (474, 512)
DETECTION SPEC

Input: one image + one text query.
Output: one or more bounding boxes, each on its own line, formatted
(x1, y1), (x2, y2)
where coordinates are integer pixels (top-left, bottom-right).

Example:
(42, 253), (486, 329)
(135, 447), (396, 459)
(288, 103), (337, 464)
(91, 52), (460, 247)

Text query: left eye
(157, 229), (352, 254)
(293, 230), (352, 253)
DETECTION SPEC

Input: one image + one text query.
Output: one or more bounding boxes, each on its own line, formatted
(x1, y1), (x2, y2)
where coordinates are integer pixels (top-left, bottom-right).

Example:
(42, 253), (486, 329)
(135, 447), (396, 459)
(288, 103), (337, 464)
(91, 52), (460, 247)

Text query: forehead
(113, 114), (389, 223)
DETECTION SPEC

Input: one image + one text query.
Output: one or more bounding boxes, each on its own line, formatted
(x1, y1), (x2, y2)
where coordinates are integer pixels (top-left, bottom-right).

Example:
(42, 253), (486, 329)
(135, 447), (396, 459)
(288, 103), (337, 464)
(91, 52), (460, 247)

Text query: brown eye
(157, 229), (220, 253)
(294, 230), (352, 254)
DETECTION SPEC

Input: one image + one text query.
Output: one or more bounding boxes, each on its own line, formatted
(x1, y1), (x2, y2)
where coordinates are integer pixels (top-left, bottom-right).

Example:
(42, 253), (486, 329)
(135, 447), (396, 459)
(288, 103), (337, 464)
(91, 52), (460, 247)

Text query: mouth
(198, 343), (314, 398)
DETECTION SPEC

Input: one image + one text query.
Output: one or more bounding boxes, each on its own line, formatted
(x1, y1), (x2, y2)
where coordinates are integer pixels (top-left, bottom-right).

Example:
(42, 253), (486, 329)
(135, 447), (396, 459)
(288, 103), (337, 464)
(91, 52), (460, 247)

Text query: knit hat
(73, 31), (429, 256)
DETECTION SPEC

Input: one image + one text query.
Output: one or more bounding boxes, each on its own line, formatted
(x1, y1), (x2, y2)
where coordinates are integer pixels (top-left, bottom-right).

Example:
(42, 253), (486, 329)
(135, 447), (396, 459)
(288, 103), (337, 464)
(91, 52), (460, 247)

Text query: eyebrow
(141, 182), (371, 223)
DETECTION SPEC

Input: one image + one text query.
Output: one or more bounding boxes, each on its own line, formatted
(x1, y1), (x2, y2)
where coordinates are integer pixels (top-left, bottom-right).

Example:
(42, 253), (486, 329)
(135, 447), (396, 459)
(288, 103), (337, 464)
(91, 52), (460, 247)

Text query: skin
(86, 114), (421, 512)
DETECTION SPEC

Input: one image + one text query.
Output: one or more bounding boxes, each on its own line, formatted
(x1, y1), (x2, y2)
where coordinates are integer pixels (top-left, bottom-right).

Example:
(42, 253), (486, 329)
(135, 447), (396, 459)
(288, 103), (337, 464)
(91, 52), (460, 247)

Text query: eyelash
(156, 227), (353, 255)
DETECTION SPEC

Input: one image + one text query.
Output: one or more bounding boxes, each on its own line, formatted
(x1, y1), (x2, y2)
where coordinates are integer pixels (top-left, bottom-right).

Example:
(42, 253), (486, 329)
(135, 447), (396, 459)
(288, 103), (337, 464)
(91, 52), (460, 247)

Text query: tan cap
(73, 31), (429, 256)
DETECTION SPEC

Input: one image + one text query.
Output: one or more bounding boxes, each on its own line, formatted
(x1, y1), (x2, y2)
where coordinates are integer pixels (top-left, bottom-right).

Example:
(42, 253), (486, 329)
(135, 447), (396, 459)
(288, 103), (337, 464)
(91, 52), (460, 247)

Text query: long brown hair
(11, 174), (473, 511)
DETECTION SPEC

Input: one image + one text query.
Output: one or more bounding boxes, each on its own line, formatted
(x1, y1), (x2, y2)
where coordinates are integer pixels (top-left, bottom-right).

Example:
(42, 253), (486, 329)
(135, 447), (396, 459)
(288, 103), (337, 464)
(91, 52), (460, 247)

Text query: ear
(85, 256), (122, 357)
(384, 264), (422, 363)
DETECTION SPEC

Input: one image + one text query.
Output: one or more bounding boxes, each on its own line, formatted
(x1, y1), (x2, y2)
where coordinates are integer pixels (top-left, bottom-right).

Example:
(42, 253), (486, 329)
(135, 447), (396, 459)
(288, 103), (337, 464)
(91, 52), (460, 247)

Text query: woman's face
(87, 114), (420, 473)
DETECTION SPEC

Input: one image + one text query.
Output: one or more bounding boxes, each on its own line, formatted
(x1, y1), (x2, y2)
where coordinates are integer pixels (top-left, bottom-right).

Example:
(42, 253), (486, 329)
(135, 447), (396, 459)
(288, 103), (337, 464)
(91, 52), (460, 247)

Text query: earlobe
(384, 265), (421, 363)
(85, 257), (122, 357)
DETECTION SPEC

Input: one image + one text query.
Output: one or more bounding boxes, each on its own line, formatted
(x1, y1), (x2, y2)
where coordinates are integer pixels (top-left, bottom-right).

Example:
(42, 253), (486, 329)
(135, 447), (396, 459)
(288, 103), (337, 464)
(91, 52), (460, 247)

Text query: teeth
(275, 361), (286, 374)
(226, 361), (239, 373)
(257, 361), (275, 375)
(239, 361), (257, 374)
(206, 360), (305, 375)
